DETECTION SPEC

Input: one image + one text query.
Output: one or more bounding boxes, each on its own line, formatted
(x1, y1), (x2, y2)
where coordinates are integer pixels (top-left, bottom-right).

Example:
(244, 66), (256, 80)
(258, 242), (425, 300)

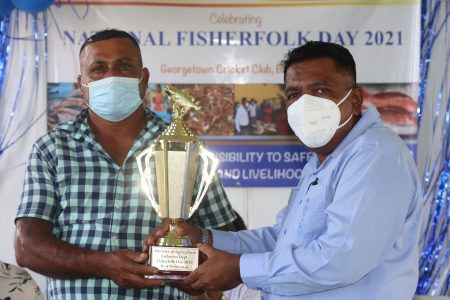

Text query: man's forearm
(15, 217), (111, 279)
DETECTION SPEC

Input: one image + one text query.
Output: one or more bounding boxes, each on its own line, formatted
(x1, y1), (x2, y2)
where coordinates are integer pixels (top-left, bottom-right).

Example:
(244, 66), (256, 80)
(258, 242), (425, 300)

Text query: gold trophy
(136, 85), (218, 280)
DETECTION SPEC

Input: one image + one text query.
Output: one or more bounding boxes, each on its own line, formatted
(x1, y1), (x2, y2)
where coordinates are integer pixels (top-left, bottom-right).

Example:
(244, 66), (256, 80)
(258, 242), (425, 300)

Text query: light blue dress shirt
(213, 108), (423, 300)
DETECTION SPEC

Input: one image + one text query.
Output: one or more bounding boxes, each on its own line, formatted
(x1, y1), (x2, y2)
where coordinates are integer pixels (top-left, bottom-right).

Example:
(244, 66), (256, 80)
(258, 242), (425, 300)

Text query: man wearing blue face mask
(146, 41), (423, 299)
(81, 76), (145, 122)
(14, 29), (236, 299)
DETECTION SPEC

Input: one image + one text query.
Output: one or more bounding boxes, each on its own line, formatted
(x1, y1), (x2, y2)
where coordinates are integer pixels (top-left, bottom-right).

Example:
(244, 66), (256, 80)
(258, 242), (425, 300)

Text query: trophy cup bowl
(136, 85), (218, 280)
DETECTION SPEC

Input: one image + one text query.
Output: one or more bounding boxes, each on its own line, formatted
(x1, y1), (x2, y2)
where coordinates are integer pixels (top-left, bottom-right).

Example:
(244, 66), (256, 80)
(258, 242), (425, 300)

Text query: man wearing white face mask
(147, 41), (423, 300)
(287, 88), (353, 149)
(14, 29), (236, 299)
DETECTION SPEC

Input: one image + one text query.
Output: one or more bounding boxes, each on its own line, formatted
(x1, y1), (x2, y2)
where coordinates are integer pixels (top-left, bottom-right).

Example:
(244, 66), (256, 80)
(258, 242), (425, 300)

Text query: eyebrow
(284, 81), (330, 91)
(284, 85), (300, 94)
(309, 81), (333, 88)
(89, 60), (106, 65)
(116, 57), (135, 63)
(88, 57), (136, 65)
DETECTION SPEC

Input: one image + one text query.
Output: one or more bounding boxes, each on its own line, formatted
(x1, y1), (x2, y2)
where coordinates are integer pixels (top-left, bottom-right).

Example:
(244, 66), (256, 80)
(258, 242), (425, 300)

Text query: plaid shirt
(16, 108), (236, 299)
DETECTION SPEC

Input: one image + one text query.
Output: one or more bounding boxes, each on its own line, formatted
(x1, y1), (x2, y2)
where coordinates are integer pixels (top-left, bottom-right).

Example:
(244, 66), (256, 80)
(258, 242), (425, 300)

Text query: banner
(47, 0), (420, 187)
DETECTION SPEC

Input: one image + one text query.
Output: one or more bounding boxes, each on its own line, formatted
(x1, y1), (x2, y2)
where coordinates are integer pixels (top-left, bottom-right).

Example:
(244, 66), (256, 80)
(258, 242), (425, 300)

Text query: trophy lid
(158, 85), (201, 143)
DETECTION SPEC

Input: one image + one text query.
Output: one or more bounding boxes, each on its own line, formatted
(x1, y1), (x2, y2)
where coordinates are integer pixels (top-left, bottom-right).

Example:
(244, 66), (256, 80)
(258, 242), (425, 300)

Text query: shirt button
(112, 234), (117, 241)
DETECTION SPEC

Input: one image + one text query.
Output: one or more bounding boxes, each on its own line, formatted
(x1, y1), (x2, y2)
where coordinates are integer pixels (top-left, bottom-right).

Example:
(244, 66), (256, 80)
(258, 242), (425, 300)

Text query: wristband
(200, 228), (210, 244)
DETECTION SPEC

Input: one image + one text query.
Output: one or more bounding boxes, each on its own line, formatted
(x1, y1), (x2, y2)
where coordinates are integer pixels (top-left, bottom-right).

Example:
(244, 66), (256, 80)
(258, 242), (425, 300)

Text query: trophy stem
(156, 219), (192, 247)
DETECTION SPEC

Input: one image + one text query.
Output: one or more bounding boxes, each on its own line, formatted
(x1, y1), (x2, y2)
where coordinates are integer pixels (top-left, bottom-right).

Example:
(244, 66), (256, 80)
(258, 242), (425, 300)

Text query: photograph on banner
(47, 82), (417, 139)
(174, 84), (290, 136)
(171, 84), (235, 136)
(47, 83), (86, 129)
(234, 84), (291, 136)
(143, 83), (172, 123)
(358, 83), (418, 159)
(360, 83), (418, 138)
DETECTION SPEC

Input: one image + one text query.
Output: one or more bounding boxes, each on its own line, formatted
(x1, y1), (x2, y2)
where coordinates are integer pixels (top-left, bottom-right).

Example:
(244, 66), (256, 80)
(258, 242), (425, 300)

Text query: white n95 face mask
(82, 76), (143, 122)
(287, 89), (353, 148)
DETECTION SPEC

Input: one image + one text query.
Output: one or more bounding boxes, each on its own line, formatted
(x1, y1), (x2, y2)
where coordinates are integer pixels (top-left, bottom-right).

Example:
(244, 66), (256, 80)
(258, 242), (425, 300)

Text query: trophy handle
(188, 146), (219, 218)
(136, 144), (160, 216)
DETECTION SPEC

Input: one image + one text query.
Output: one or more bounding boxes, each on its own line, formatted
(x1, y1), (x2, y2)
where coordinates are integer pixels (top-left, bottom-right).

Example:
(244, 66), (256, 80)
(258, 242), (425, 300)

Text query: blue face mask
(82, 76), (143, 122)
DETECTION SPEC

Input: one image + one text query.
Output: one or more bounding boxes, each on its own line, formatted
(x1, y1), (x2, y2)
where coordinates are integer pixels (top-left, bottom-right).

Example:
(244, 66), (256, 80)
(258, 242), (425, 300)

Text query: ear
(350, 86), (363, 116)
(77, 75), (89, 105)
(77, 75), (82, 89)
(139, 67), (150, 99)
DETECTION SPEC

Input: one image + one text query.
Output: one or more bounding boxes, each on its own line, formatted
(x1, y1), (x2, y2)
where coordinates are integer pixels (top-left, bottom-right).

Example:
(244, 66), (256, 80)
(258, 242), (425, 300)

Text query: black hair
(79, 29), (142, 64)
(281, 41), (356, 87)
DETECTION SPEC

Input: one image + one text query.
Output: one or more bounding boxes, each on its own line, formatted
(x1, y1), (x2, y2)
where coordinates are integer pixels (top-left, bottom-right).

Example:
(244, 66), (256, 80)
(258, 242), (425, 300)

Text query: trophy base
(148, 245), (202, 280)
(146, 270), (191, 280)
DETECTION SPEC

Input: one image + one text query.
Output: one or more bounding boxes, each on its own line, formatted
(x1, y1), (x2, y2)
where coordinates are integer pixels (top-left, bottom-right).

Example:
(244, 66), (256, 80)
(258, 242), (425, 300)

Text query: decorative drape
(417, 0), (450, 295)
(0, 10), (48, 167)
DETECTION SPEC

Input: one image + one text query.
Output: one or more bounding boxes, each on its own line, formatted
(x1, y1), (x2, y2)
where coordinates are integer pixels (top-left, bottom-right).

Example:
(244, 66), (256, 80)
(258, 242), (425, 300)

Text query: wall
(226, 187), (290, 229)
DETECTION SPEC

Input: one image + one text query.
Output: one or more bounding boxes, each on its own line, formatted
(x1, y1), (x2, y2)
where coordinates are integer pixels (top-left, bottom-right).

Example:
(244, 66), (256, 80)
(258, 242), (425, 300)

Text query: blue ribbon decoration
(0, 10), (47, 158)
(417, 0), (450, 295)
(0, 14), (13, 156)
(0, 2), (88, 160)
(0, 15), (11, 96)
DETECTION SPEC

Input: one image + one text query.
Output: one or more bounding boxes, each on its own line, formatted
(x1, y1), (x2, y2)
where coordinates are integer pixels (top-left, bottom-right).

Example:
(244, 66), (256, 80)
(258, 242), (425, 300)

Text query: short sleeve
(16, 135), (59, 224)
(189, 172), (236, 229)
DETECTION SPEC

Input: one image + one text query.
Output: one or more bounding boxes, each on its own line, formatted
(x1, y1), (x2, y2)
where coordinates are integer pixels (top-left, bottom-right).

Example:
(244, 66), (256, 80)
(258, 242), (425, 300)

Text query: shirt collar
(67, 109), (93, 144)
(60, 108), (166, 151)
(330, 107), (380, 158)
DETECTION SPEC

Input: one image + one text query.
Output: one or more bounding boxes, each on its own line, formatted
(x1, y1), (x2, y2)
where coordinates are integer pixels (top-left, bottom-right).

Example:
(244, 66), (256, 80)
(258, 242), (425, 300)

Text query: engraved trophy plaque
(136, 85), (218, 280)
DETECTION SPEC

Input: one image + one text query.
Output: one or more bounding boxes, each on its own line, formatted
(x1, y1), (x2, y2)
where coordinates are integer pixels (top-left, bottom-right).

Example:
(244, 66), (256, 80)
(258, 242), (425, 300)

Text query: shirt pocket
(296, 184), (329, 247)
